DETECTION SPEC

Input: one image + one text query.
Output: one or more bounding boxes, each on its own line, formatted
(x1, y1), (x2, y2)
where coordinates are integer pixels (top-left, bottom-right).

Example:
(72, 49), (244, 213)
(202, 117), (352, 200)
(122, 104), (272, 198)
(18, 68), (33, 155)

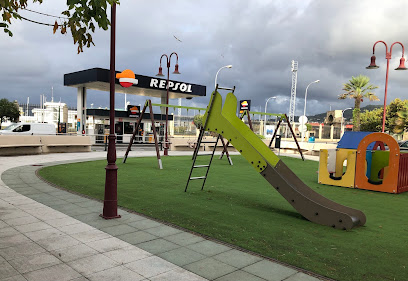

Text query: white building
(18, 102), (77, 132)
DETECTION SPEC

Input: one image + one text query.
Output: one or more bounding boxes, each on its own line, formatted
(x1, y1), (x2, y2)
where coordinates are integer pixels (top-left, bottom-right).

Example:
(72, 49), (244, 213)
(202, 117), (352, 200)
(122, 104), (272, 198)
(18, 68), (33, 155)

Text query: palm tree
(338, 75), (379, 131)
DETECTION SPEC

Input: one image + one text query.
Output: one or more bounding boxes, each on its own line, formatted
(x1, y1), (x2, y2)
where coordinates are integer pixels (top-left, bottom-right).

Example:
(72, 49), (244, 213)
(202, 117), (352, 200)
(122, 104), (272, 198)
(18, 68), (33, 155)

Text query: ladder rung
(190, 176), (206, 180)
(218, 86), (234, 91)
(197, 153), (213, 156)
(193, 165), (210, 168)
(200, 141), (217, 144)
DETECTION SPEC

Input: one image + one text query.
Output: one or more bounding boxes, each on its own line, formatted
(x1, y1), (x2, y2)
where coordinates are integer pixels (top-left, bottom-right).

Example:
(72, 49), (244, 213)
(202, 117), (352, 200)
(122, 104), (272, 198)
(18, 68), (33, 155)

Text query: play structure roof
(337, 131), (375, 150)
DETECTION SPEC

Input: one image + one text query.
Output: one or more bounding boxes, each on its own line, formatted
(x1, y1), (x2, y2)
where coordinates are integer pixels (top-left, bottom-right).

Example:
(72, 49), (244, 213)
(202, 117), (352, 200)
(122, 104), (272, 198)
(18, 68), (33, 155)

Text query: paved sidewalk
(0, 151), (325, 281)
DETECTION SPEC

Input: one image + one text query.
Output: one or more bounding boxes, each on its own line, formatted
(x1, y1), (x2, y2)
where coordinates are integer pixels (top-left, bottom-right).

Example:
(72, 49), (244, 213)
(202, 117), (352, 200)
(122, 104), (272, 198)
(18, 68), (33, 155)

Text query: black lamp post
(101, 2), (120, 219)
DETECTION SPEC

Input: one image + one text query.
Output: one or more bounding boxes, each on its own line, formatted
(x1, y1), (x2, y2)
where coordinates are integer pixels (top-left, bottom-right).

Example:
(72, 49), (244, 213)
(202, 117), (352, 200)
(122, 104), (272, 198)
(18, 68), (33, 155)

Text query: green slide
(203, 91), (366, 230)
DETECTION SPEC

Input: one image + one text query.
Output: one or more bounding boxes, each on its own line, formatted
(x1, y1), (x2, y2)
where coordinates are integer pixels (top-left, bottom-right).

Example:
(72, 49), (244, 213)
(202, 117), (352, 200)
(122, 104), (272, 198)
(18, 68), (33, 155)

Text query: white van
(0, 123), (56, 135)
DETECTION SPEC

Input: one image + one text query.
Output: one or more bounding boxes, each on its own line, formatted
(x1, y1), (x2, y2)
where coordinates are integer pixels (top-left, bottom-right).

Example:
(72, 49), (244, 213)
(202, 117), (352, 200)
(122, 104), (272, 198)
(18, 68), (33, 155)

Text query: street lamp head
(395, 57), (408, 70)
(214, 65), (233, 88)
(173, 64), (181, 74)
(314, 80), (320, 83)
(366, 55), (379, 69)
(156, 66), (164, 77)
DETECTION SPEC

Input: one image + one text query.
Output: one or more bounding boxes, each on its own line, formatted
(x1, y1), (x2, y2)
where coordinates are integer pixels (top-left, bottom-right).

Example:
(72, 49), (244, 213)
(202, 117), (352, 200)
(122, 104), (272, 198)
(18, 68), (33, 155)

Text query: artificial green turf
(38, 155), (408, 281)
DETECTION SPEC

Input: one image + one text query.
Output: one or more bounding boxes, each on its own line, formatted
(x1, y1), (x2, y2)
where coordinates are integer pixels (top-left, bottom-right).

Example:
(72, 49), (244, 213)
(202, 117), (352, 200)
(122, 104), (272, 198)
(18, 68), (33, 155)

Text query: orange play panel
(355, 133), (406, 193)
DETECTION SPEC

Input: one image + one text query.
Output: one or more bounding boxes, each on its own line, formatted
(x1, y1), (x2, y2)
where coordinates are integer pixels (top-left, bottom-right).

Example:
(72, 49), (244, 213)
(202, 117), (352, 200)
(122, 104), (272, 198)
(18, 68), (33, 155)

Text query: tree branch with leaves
(394, 102), (408, 134)
(1, 0), (120, 53)
(0, 98), (19, 127)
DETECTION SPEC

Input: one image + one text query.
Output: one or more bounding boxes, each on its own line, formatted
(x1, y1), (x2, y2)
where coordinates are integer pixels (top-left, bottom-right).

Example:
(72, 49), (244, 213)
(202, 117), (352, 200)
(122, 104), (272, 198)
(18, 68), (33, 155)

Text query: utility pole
(287, 60), (298, 137)
(178, 98), (182, 127)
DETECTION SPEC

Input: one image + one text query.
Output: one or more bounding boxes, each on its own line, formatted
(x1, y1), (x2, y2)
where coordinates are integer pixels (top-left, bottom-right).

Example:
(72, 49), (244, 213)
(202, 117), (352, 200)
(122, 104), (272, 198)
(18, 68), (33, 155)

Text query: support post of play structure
(122, 100), (162, 169)
(123, 102), (148, 163)
(284, 114), (304, 161)
(219, 135), (233, 165)
(192, 128), (204, 160)
(268, 114), (304, 161)
(102, 2), (120, 219)
(269, 116), (283, 148)
(148, 101), (163, 169)
(246, 110), (254, 131)
(240, 110), (253, 131)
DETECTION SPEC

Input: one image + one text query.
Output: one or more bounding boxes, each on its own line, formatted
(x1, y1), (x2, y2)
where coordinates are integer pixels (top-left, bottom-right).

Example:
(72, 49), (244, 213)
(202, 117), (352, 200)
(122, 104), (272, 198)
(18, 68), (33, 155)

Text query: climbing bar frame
(123, 100), (163, 169)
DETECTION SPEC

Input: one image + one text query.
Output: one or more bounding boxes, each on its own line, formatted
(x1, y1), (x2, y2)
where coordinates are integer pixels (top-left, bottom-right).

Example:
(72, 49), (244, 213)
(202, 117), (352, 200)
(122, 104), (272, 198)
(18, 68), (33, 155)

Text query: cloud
(0, 0), (407, 116)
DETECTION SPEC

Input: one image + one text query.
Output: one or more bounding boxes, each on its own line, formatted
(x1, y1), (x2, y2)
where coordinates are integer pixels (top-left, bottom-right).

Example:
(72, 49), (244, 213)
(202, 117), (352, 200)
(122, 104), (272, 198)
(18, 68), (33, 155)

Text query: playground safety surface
(0, 151), (326, 281)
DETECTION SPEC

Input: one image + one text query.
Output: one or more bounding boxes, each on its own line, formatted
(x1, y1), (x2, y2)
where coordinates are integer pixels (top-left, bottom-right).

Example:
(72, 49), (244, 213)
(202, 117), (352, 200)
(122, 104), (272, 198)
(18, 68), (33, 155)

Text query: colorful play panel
(319, 131), (408, 194)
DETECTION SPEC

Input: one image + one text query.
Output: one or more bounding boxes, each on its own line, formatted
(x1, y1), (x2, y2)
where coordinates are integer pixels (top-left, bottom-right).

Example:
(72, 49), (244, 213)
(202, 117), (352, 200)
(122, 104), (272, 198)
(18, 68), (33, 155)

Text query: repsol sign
(149, 79), (193, 93)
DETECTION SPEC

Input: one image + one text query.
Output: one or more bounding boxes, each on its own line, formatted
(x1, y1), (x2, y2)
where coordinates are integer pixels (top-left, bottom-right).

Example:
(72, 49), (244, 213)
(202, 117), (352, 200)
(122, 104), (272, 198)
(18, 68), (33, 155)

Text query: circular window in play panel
(365, 141), (389, 185)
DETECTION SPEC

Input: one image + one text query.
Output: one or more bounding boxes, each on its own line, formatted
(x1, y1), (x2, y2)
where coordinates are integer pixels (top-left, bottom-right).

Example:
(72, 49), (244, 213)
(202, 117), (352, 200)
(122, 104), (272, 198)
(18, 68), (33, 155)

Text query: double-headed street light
(301, 80), (320, 141)
(156, 52), (180, 156)
(215, 65), (232, 88)
(264, 96), (277, 136)
(366, 41), (407, 132)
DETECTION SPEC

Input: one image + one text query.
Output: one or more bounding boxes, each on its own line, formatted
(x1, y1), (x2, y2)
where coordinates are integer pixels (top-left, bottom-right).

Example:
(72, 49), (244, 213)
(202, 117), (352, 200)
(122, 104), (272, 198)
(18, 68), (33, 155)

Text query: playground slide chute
(203, 91), (366, 230)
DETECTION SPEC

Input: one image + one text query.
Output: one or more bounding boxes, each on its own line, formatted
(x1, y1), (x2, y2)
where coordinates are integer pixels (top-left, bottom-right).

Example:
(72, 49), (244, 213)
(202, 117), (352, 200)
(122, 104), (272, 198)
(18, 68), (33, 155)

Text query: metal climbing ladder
(185, 84), (235, 192)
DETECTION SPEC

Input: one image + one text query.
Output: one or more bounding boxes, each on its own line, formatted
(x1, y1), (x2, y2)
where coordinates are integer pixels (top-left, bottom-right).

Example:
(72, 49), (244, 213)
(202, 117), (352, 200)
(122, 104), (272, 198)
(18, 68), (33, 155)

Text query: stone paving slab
(100, 224), (138, 236)
(117, 230), (158, 245)
(213, 249), (263, 268)
(158, 247), (206, 267)
(0, 152), (326, 281)
(137, 238), (180, 255)
(8, 252), (61, 274)
(164, 231), (205, 246)
(49, 244), (99, 263)
(186, 240), (231, 256)
(183, 257), (237, 280)
(86, 265), (145, 281)
(242, 260), (298, 281)
(215, 270), (266, 281)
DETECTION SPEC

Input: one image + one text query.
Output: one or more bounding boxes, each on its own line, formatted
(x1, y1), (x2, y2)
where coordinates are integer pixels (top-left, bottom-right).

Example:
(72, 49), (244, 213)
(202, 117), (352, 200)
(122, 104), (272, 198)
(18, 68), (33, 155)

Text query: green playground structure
(190, 88), (366, 230)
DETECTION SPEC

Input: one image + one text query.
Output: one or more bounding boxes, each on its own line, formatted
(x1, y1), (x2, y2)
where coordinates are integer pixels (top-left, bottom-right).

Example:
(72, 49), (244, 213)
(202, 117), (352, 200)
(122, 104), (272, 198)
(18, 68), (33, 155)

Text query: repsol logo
(150, 79), (192, 93)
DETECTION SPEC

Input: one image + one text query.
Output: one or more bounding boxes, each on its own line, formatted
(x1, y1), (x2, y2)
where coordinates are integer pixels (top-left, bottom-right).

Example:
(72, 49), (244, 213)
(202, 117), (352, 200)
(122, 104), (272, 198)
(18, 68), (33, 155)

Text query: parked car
(398, 140), (408, 151)
(0, 123), (56, 135)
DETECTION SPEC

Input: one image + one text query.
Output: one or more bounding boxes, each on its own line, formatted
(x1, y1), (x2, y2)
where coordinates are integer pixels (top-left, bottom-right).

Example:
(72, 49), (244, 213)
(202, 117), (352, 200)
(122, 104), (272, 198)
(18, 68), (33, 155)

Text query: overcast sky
(1, 0), (408, 117)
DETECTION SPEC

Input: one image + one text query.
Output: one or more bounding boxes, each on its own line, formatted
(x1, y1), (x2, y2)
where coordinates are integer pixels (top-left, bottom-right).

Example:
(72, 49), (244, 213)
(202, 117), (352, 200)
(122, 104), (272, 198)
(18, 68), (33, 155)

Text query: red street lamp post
(156, 52), (180, 156)
(101, 2), (120, 219)
(366, 41), (407, 132)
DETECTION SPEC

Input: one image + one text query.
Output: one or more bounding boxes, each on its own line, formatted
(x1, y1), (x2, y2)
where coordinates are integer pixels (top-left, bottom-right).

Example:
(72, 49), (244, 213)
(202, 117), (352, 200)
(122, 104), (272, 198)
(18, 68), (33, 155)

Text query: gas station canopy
(64, 67), (207, 99)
